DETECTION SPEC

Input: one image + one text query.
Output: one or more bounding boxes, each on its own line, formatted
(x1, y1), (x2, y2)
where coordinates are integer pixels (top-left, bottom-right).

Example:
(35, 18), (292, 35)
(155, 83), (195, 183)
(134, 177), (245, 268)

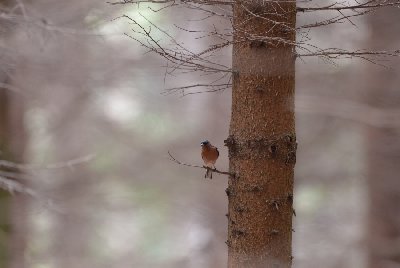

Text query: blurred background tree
(0, 1), (399, 268)
(0, 0), (28, 267)
(366, 5), (400, 268)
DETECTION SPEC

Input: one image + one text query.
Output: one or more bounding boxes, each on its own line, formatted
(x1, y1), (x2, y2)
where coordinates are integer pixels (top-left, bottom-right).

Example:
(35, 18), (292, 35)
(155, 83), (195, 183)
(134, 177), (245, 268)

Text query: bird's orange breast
(202, 146), (219, 165)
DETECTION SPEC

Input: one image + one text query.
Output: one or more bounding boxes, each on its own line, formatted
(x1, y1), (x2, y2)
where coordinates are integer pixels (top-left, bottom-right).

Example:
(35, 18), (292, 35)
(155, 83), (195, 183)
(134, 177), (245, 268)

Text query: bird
(201, 140), (219, 179)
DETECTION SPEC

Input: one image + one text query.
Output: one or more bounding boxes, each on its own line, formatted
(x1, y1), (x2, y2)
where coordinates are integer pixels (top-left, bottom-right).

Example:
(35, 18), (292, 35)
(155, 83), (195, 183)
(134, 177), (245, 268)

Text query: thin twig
(110, 0), (400, 93)
(0, 153), (96, 171)
(297, 1), (400, 12)
(167, 151), (232, 177)
(0, 175), (65, 213)
(0, 175), (37, 197)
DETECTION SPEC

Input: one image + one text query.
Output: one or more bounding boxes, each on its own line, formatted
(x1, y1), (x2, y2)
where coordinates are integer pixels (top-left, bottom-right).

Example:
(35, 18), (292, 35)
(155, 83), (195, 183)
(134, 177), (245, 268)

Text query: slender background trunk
(8, 91), (27, 268)
(366, 6), (400, 268)
(0, 87), (12, 268)
(0, 82), (27, 268)
(0, 0), (28, 265)
(226, 1), (296, 267)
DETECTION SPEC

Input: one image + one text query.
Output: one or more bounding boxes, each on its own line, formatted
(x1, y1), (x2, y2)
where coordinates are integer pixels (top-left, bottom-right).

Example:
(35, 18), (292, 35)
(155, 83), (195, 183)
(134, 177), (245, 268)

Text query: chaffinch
(201, 140), (219, 179)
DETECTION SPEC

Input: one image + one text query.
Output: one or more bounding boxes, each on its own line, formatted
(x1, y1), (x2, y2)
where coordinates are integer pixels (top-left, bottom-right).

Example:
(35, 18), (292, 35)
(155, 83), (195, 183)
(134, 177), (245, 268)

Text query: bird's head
(200, 140), (210, 147)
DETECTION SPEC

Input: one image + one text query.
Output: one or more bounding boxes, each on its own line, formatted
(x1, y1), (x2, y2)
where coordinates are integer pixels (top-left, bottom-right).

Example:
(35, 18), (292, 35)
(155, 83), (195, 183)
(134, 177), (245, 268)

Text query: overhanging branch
(297, 0), (400, 12)
(110, 0), (400, 95)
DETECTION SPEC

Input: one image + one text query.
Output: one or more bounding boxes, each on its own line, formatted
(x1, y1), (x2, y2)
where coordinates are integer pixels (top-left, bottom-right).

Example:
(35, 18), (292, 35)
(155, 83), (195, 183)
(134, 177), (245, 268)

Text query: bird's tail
(205, 166), (214, 179)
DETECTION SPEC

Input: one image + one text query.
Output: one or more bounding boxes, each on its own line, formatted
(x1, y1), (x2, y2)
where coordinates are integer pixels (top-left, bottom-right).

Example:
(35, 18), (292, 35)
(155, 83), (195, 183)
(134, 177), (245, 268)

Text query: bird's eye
(201, 140), (209, 145)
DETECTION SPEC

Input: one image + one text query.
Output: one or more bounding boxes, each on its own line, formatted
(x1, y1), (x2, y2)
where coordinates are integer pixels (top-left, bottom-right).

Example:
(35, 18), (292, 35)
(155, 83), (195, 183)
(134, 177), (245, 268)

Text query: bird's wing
(216, 147), (220, 157)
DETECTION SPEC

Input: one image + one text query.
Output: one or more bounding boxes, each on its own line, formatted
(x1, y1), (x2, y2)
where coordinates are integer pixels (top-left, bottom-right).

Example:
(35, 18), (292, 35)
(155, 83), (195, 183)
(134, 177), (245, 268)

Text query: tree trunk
(0, 84), (27, 268)
(0, 1), (28, 266)
(366, 6), (400, 268)
(226, 1), (296, 267)
(0, 86), (12, 268)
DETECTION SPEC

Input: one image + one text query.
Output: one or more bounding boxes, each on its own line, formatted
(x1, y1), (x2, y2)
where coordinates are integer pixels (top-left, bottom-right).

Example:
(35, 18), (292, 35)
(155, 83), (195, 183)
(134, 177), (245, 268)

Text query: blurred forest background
(0, 0), (399, 268)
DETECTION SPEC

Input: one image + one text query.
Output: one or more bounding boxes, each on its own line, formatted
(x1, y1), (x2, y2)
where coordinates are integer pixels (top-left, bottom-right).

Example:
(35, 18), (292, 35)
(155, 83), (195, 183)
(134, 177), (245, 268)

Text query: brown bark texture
(226, 1), (296, 267)
(366, 6), (400, 268)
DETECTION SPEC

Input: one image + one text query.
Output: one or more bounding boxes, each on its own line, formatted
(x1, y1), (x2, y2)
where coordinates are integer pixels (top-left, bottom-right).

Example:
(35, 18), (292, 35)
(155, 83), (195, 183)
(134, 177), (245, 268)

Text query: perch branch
(167, 151), (232, 177)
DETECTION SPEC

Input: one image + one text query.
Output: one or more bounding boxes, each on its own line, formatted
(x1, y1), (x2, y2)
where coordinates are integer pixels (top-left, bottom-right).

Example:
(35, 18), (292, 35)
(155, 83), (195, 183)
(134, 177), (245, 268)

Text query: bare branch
(297, 48), (400, 66)
(108, 0), (234, 6)
(167, 151), (233, 177)
(117, 14), (231, 75)
(0, 154), (96, 171)
(110, 0), (400, 93)
(0, 175), (37, 197)
(162, 82), (231, 95)
(0, 175), (64, 213)
(0, 154), (95, 210)
(297, 1), (400, 12)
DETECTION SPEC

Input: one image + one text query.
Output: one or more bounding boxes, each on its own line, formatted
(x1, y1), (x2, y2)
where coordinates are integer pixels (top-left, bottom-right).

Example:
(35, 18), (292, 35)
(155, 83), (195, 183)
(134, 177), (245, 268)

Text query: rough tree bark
(226, 1), (296, 267)
(366, 6), (400, 268)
